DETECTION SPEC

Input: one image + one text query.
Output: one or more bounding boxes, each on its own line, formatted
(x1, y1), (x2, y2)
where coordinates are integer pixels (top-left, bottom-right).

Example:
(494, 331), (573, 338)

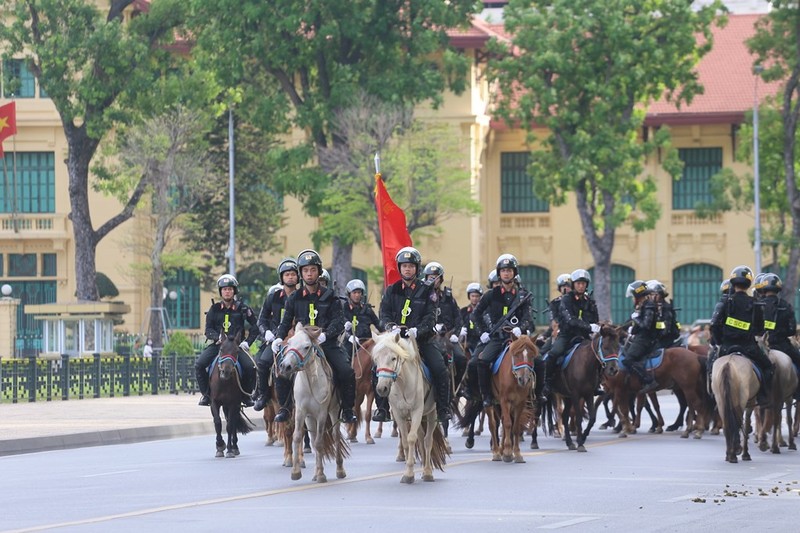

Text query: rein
(591, 333), (619, 367)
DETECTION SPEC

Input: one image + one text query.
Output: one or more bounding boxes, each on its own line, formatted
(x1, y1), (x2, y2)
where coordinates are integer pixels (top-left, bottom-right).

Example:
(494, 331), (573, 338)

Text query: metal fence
(0, 353), (198, 403)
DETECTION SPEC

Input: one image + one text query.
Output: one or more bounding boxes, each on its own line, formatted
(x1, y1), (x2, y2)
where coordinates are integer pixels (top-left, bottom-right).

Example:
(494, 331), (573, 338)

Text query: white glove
(449, 334), (459, 343)
(630, 312), (638, 320)
(390, 325), (401, 335)
(480, 332), (490, 344)
(459, 326), (467, 339)
(408, 327), (418, 339)
(627, 326), (633, 336)
(318, 332), (327, 344)
(348, 335), (355, 344)
(239, 341), (249, 352)
(536, 335), (545, 343)
(590, 323), (601, 334)
(271, 338), (283, 354)
(512, 327), (522, 338)
(434, 323), (444, 334)
(344, 321), (352, 332)
(263, 330), (275, 343)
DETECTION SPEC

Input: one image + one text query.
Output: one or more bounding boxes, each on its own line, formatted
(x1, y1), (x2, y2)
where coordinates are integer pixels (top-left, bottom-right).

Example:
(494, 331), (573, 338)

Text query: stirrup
(372, 408), (389, 422)
(198, 395), (210, 406)
(253, 395), (269, 412)
(341, 408), (357, 423)
(482, 396), (493, 408)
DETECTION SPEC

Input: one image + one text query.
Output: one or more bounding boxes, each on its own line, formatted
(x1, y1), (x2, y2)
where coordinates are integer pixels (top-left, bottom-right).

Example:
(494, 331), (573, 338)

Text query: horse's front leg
(742, 407), (753, 461)
(613, 391), (634, 437)
(364, 390), (375, 444)
(577, 393), (596, 452)
(486, 405), (501, 461)
(561, 398), (576, 450)
(401, 415), (422, 484)
(290, 411), (305, 480)
(212, 404), (225, 457)
(501, 399), (515, 463)
(770, 405), (782, 454)
(648, 392), (664, 434)
(313, 417), (328, 483)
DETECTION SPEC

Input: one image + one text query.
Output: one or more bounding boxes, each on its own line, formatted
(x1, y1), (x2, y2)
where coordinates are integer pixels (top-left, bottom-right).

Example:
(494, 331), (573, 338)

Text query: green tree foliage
(747, 2), (800, 297)
(0, 0), (187, 300)
(492, 0), (725, 320)
(186, 0), (479, 291)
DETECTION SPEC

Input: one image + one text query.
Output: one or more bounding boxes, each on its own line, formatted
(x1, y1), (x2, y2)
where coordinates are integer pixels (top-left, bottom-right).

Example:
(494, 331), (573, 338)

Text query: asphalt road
(2, 394), (799, 533)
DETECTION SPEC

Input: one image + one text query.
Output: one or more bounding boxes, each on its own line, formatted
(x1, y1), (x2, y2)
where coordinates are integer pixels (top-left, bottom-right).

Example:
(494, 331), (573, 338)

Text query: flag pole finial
(374, 152), (381, 175)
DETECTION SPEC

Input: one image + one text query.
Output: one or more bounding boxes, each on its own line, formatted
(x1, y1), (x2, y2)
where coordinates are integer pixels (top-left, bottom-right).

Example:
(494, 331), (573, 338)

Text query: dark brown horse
(347, 337), (378, 444)
(209, 333), (255, 458)
(545, 324), (620, 452)
(626, 347), (711, 439)
(485, 334), (537, 463)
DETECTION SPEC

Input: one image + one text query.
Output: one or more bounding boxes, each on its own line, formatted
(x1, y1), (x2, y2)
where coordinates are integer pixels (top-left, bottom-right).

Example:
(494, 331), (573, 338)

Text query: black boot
(541, 356), (556, 398)
(195, 366), (210, 406)
(339, 377), (358, 423)
(465, 363), (480, 401)
(273, 376), (293, 422)
(757, 364), (774, 405)
(630, 361), (657, 393)
(253, 364), (271, 411)
(434, 371), (452, 423)
(477, 361), (493, 407)
(372, 395), (390, 422)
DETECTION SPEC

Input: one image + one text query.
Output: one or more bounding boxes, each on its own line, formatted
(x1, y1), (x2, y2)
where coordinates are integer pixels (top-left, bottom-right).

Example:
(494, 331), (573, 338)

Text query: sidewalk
(0, 394), (265, 456)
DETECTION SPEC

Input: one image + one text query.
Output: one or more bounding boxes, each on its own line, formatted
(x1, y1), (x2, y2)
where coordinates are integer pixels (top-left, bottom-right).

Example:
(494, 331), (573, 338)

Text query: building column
(0, 296), (20, 359)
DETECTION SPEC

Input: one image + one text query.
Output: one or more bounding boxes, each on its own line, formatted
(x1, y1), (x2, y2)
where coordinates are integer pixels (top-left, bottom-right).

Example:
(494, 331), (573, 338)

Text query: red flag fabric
(375, 173), (412, 287)
(0, 102), (17, 158)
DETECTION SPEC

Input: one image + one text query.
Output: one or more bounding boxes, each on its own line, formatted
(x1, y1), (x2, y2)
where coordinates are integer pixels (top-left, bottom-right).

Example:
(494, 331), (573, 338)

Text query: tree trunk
(148, 215), (168, 348)
(331, 238), (352, 299)
(782, 64), (800, 304)
(67, 131), (100, 301)
(574, 186), (615, 322)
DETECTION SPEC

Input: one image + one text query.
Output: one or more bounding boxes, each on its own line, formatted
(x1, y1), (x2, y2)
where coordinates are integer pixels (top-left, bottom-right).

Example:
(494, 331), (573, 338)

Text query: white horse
(370, 326), (448, 483)
(278, 323), (348, 482)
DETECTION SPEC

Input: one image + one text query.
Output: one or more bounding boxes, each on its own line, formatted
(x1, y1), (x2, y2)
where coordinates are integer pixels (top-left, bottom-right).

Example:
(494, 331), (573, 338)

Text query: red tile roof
(450, 14), (783, 128)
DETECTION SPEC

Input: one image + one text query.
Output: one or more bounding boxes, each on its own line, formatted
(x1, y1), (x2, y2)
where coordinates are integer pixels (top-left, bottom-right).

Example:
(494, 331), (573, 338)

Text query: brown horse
(545, 325), (620, 452)
(755, 348), (797, 453)
(209, 333), (255, 458)
(347, 337), (379, 445)
(710, 353), (759, 463)
(485, 334), (537, 463)
(614, 346), (710, 439)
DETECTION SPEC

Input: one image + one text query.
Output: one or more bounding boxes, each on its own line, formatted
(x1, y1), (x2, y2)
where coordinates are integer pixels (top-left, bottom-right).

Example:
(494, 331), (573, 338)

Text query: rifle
(478, 290), (534, 345)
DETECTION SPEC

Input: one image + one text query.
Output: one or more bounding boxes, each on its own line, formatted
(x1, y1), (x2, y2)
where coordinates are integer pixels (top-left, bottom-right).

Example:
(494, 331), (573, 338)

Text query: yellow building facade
(0, 12), (776, 354)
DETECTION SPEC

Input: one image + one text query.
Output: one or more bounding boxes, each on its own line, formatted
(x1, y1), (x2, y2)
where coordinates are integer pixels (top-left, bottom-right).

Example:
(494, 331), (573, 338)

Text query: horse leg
(684, 388), (706, 440)
(613, 391), (633, 437)
(225, 406), (237, 458)
(421, 415), (436, 482)
(365, 390), (375, 445)
(646, 392), (664, 434)
(561, 398), (576, 450)
(310, 418), (328, 483)
(400, 419), (419, 484)
(304, 428), (312, 454)
(291, 412), (305, 480)
(485, 405), (501, 461)
(787, 399), (796, 451)
(577, 394), (597, 452)
(742, 407), (753, 461)
(212, 404), (225, 457)
(770, 404), (782, 454)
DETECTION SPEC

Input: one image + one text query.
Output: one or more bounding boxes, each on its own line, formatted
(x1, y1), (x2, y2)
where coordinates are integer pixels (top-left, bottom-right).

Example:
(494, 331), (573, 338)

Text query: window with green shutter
(672, 263), (723, 325)
(500, 152), (549, 213)
(164, 269), (200, 329)
(0, 152), (56, 213)
(2, 59), (36, 98)
(42, 254), (57, 277)
(8, 254), (36, 277)
(517, 265), (549, 328)
(673, 148), (722, 210)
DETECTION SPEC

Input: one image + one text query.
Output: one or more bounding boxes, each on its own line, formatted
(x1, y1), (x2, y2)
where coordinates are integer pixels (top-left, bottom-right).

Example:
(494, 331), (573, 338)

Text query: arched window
(588, 264), (635, 324)
(672, 263), (723, 325)
(517, 265), (549, 328)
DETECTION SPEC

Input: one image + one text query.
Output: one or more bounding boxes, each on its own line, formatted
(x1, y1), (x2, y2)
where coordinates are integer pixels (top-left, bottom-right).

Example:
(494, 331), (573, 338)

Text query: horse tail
(235, 407), (256, 435)
(720, 364), (741, 438)
(419, 421), (449, 472)
(454, 398), (482, 430)
(316, 421), (351, 462)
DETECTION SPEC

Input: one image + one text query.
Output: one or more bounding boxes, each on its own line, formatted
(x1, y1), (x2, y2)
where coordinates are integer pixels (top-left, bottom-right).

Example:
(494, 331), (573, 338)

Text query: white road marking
(538, 517), (601, 529)
(81, 469), (139, 478)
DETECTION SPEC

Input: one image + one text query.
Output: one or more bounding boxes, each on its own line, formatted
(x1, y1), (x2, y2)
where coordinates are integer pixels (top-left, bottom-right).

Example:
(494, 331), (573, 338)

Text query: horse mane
(373, 332), (418, 363)
(510, 335), (537, 355)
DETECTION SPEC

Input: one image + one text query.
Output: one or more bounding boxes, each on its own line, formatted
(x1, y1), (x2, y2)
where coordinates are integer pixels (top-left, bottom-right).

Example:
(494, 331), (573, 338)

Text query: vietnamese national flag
(375, 173), (412, 287)
(0, 102), (17, 158)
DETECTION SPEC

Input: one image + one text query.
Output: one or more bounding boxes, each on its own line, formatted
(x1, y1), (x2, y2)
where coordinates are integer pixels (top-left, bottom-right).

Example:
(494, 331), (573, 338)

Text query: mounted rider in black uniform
(378, 246), (452, 424)
(195, 274), (258, 407)
(541, 268), (600, 397)
(622, 279), (659, 392)
(710, 265), (772, 404)
(470, 254), (534, 407)
(270, 250), (358, 424)
(253, 258), (299, 412)
(755, 272), (800, 396)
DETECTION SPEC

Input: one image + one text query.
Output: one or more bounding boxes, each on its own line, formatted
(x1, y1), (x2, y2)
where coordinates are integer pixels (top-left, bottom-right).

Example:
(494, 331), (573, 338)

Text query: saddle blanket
(491, 344), (512, 375)
(541, 342), (583, 371)
(619, 349), (665, 372)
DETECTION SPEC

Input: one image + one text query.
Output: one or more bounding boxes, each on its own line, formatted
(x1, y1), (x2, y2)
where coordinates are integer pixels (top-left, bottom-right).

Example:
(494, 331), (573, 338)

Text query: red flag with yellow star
(0, 102), (17, 157)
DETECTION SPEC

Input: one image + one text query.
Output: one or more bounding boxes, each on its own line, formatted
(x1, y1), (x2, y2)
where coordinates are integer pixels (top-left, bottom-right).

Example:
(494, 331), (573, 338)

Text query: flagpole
(11, 96), (18, 233)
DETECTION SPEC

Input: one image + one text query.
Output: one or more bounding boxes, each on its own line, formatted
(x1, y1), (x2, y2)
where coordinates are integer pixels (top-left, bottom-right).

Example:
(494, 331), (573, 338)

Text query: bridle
(591, 330), (619, 368)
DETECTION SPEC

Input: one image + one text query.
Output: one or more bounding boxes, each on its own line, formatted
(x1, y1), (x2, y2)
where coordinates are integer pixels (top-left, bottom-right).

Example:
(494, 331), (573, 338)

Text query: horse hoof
(366, 437), (375, 445)
(401, 475), (415, 484)
(226, 452), (235, 458)
(215, 451), (224, 458)
(727, 456), (738, 463)
(665, 424), (680, 432)
(680, 433), (689, 439)
(759, 442), (768, 452)
(422, 474), (435, 482)
(465, 437), (474, 449)
(577, 445), (587, 452)
(337, 471), (346, 479)
(599, 423), (609, 430)
(316, 475), (327, 483)
(266, 439), (275, 446)
(475, 430), (482, 436)
(742, 454), (751, 461)
(291, 472), (302, 481)
(514, 456), (526, 463)
(349, 438), (358, 444)
(304, 446), (312, 454)
(655, 428), (663, 435)
(618, 433), (627, 439)
(283, 459), (292, 467)
(710, 429), (720, 436)
(530, 442), (539, 450)
(771, 448), (781, 455)
(461, 428), (470, 437)
(648, 427), (656, 434)
(502, 455), (513, 463)
(492, 455), (502, 461)
(396, 455), (405, 462)
(568, 444), (577, 451)
(790, 444), (797, 451)
(693, 433), (703, 440)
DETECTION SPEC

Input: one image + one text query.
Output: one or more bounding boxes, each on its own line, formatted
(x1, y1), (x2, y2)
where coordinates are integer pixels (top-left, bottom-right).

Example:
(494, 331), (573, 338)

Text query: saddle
(619, 348), (665, 372)
(491, 342), (512, 375)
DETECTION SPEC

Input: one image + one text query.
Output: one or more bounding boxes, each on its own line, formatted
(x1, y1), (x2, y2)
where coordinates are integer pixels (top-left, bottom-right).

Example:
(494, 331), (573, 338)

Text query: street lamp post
(753, 64), (763, 274)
